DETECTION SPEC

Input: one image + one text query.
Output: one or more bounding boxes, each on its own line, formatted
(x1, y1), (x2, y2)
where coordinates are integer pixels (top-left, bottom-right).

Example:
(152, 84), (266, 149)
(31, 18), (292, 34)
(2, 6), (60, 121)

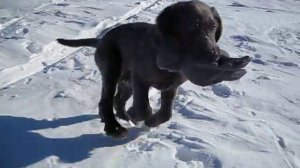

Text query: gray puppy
(57, 0), (250, 137)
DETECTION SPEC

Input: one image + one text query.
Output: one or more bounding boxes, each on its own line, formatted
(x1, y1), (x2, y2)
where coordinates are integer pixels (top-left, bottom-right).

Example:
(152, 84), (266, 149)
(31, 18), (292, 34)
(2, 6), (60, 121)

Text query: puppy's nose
(210, 46), (220, 61)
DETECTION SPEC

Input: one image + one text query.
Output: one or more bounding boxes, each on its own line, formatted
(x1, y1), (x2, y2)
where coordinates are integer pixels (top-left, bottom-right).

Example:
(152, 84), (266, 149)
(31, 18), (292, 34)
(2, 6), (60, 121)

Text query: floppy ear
(155, 6), (181, 71)
(211, 7), (223, 42)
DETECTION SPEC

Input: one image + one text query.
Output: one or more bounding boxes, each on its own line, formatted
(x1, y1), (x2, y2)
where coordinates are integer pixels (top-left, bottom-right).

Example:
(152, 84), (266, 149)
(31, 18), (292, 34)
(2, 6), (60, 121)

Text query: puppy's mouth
(181, 56), (250, 86)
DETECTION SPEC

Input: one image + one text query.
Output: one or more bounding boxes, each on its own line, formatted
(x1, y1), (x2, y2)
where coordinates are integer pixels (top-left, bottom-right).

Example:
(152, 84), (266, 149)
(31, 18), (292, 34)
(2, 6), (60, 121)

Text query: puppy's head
(156, 1), (250, 86)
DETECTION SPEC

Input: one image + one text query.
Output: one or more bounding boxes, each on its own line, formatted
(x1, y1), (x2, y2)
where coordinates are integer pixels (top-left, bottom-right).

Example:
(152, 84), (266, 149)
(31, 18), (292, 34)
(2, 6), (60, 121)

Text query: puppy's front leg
(145, 87), (177, 127)
(127, 75), (152, 122)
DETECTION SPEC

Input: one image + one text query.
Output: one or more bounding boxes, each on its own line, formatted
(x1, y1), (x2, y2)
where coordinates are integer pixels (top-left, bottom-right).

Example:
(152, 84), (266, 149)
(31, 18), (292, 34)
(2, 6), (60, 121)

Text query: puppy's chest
(150, 73), (186, 90)
(151, 81), (175, 90)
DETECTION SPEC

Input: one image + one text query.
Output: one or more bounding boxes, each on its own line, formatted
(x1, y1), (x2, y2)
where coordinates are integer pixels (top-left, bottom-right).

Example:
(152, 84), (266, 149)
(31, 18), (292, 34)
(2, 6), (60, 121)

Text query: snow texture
(0, 0), (300, 167)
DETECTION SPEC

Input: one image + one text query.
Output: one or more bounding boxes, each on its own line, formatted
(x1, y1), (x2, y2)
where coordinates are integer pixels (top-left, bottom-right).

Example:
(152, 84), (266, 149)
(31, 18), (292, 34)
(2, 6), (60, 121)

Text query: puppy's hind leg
(96, 49), (127, 138)
(114, 79), (132, 121)
(145, 87), (177, 127)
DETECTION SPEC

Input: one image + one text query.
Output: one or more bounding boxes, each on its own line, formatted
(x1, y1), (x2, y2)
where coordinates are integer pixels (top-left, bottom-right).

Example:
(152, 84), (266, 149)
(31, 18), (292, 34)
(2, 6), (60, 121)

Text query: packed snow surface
(0, 0), (299, 167)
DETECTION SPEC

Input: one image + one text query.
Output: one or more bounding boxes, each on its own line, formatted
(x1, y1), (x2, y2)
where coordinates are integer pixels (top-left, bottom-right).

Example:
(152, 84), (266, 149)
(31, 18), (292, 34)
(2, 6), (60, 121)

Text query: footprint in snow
(54, 11), (67, 18)
(177, 106), (216, 121)
(73, 56), (85, 70)
(24, 78), (33, 85)
(251, 54), (268, 65)
(54, 91), (68, 98)
(229, 2), (248, 8)
(211, 84), (231, 98)
(9, 95), (19, 100)
(276, 136), (287, 149)
(251, 58), (267, 65)
(142, 130), (220, 167)
(175, 146), (222, 168)
(230, 35), (256, 52)
(149, 130), (222, 168)
(15, 27), (29, 35)
(167, 131), (209, 149)
(82, 47), (95, 57)
(128, 140), (167, 152)
(42, 61), (69, 73)
(256, 76), (270, 80)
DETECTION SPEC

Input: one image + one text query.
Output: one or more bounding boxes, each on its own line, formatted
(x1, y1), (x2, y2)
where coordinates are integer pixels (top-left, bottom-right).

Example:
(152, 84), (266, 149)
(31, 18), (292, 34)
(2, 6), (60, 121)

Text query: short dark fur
(57, 1), (250, 137)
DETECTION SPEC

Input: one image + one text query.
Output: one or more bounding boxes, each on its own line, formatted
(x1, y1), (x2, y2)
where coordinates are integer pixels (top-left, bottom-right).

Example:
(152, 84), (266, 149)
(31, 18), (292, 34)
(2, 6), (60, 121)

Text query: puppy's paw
(145, 110), (172, 127)
(104, 122), (128, 138)
(126, 106), (152, 123)
(145, 116), (162, 127)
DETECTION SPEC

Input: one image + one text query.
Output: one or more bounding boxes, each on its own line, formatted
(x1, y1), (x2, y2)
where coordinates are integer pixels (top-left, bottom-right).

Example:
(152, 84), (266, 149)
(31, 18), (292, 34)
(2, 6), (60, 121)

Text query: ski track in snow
(1, 0), (300, 168)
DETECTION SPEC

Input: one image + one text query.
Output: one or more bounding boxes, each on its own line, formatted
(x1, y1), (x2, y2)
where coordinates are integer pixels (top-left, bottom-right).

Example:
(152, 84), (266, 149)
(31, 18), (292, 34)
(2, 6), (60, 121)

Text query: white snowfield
(0, 0), (299, 167)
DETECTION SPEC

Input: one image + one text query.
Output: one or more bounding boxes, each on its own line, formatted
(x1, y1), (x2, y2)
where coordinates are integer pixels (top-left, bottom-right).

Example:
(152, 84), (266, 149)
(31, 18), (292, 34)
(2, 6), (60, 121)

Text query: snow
(0, 0), (300, 168)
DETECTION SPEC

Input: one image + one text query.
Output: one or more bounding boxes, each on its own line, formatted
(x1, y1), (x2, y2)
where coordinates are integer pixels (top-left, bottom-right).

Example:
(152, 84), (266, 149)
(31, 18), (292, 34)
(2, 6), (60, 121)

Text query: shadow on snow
(0, 114), (142, 168)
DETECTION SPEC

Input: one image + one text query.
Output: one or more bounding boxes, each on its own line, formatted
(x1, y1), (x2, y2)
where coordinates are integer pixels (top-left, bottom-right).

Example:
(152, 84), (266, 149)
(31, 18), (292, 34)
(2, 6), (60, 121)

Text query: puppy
(57, 0), (250, 137)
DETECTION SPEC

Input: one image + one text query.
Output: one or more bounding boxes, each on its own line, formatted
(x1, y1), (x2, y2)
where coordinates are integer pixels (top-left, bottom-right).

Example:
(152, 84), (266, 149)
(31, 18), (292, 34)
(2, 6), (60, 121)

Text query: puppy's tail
(57, 38), (99, 48)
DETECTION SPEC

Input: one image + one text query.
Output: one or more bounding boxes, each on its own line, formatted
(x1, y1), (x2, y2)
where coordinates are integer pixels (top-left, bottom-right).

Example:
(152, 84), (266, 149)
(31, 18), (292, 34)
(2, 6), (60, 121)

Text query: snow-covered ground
(0, 0), (300, 167)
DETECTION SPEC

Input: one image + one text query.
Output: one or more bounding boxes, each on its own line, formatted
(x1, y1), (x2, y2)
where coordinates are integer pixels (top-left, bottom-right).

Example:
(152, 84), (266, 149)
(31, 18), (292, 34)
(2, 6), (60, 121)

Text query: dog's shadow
(0, 114), (142, 168)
